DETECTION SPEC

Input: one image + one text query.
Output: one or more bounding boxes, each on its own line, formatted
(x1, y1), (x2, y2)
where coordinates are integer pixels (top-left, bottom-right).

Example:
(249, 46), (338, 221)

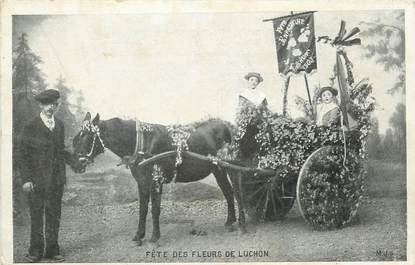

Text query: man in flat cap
(19, 89), (74, 262)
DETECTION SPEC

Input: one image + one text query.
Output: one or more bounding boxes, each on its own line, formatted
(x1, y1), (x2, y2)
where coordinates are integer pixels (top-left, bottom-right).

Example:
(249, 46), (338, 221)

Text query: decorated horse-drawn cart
(72, 12), (375, 244)
(120, 72), (374, 231)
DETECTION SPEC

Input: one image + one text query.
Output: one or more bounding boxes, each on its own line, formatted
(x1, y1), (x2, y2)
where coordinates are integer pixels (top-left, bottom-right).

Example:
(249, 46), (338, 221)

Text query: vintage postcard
(1, 0), (413, 264)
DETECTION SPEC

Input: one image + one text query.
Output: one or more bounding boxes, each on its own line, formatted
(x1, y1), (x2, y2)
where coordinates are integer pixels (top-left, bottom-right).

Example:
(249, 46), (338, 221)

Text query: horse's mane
(104, 116), (237, 140)
(190, 117), (229, 127)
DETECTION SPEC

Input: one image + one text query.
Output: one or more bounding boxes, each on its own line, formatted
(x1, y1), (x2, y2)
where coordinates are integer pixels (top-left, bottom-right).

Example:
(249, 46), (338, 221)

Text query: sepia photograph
(1, 1), (412, 263)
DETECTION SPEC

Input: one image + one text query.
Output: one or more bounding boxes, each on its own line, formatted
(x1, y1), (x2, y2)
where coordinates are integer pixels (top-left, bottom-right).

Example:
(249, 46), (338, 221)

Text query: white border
(1, 1), (414, 264)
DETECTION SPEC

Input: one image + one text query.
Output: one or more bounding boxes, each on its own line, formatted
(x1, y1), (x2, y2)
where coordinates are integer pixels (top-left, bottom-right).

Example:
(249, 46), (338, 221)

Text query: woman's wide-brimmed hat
(244, 72), (263, 83)
(318, 86), (338, 97)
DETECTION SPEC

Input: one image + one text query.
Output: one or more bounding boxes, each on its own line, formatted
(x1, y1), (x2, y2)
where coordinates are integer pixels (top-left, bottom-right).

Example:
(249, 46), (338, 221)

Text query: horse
(71, 112), (246, 246)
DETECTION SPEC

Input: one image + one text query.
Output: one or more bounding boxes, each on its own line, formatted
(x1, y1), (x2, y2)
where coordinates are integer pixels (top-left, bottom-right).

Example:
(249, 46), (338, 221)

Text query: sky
(12, 10), (405, 133)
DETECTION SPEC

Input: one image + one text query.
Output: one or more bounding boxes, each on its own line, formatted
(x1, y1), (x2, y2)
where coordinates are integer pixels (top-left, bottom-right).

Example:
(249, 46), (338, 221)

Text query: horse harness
(132, 120), (153, 159)
(80, 122), (106, 161)
(117, 119), (153, 167)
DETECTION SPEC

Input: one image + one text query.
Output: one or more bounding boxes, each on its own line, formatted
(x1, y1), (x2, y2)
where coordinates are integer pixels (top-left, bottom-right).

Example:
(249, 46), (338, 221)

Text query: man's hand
(22, 182), (34, 192)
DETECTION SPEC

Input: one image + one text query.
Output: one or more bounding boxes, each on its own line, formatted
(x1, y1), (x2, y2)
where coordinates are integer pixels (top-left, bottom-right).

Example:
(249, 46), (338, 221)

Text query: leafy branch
(358, 13), (405, 94)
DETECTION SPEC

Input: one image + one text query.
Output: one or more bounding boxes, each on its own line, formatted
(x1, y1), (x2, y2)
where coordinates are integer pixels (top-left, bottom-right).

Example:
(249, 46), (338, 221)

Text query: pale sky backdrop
(13, 10), (405, 133)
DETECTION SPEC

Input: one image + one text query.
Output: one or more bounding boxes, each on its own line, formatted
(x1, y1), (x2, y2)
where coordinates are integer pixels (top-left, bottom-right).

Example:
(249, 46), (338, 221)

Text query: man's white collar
(40, 112), (55, 130)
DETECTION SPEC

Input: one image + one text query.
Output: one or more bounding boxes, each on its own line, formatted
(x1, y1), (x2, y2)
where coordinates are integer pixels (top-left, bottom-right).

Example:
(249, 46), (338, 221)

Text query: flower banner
(273, 12), (317, 75)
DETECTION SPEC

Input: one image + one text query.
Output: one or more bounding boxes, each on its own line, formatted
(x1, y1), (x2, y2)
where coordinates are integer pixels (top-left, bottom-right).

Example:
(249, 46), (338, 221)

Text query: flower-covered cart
(228, 76), (373, 230)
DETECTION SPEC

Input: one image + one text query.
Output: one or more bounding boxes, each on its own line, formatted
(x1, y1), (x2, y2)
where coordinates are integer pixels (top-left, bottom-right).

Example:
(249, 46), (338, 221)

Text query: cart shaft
(136, 150), (276, 176)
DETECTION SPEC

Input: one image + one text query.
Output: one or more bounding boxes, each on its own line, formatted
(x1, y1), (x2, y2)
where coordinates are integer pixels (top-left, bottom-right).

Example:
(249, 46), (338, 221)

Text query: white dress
(316, 102), (339, 126)
(239, 88), (267, 107)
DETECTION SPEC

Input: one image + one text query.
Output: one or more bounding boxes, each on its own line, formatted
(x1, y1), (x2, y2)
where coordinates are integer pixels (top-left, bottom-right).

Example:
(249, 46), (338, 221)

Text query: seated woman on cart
(314, 86), (341, 127)
(235, 72), (271, 161)
(313, 86), (358, 130)
(238, 72), (268, 108)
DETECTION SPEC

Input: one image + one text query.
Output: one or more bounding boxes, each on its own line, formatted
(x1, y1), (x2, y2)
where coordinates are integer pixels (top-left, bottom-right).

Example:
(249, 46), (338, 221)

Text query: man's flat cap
(34, 89), (60, 104)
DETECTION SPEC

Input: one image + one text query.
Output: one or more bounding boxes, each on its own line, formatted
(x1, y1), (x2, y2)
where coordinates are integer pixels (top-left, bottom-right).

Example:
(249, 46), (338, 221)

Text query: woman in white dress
(315, 86), (340, 127)
(235, 72), (269, 161)
(238, 72), (267, 108)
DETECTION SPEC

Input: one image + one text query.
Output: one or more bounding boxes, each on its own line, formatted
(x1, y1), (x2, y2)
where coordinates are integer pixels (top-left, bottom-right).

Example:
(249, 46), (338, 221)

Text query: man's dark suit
(19, 116), (70, 258)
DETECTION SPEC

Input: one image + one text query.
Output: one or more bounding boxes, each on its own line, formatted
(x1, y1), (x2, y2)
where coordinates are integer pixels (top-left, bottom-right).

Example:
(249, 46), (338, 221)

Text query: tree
(379, 103), (406, 162)
(54, 77), (78, 145)
(13, 33), (49, 135)
(382, 128), (395, 158)
(359, 11), (405, 94)
(74, 89), (87, 126)
(389, 103), (406, 161)
(13, 33), (47, 96)
(367, 117), (382, 159)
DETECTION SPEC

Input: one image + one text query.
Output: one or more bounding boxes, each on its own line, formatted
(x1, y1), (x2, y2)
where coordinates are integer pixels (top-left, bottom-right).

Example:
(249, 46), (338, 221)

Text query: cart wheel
(241, 172), (296, 221)
(296, 145), (364, 230)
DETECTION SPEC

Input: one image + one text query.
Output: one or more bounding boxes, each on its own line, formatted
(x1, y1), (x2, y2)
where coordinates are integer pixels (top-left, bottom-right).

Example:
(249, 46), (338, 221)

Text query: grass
(366, 159), (406, 198)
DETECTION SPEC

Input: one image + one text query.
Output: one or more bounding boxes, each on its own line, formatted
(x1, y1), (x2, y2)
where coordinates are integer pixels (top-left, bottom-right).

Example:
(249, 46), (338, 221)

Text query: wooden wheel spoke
(254, 189), (268, 211)
(262, 186), (270, 219)
(275, 189), (284, 205)
(242, 179), (269, 185)
(269, 185), (279, 218)
(246, 184), (267, 201)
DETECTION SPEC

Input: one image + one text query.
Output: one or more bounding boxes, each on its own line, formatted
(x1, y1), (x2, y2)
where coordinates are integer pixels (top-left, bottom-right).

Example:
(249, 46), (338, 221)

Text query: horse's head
(72, 112), (105, 173)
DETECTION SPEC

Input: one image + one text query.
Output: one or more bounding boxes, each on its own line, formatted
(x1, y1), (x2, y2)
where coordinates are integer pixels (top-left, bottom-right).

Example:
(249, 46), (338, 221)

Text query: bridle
(77, 122), (106, 163)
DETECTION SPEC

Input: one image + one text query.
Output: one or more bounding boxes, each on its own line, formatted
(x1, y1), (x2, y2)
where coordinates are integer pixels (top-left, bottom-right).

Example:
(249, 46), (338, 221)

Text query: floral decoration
(152, 163), (164, 193)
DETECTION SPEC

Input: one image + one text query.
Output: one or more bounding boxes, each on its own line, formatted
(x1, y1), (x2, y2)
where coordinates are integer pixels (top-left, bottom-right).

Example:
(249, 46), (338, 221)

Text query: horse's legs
(229, 170), (247, 233)
(149, 182), (162, 243)
(132, 169), (151, 246)
(213, 167), (236, 231)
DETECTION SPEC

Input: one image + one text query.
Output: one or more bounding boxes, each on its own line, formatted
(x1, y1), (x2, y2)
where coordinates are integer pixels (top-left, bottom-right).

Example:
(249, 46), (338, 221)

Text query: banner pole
(303, 73), (313, 106)
(262, 11), (316, 22)
(303, 73), (315, 120)
(282, 76), (290, 116)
